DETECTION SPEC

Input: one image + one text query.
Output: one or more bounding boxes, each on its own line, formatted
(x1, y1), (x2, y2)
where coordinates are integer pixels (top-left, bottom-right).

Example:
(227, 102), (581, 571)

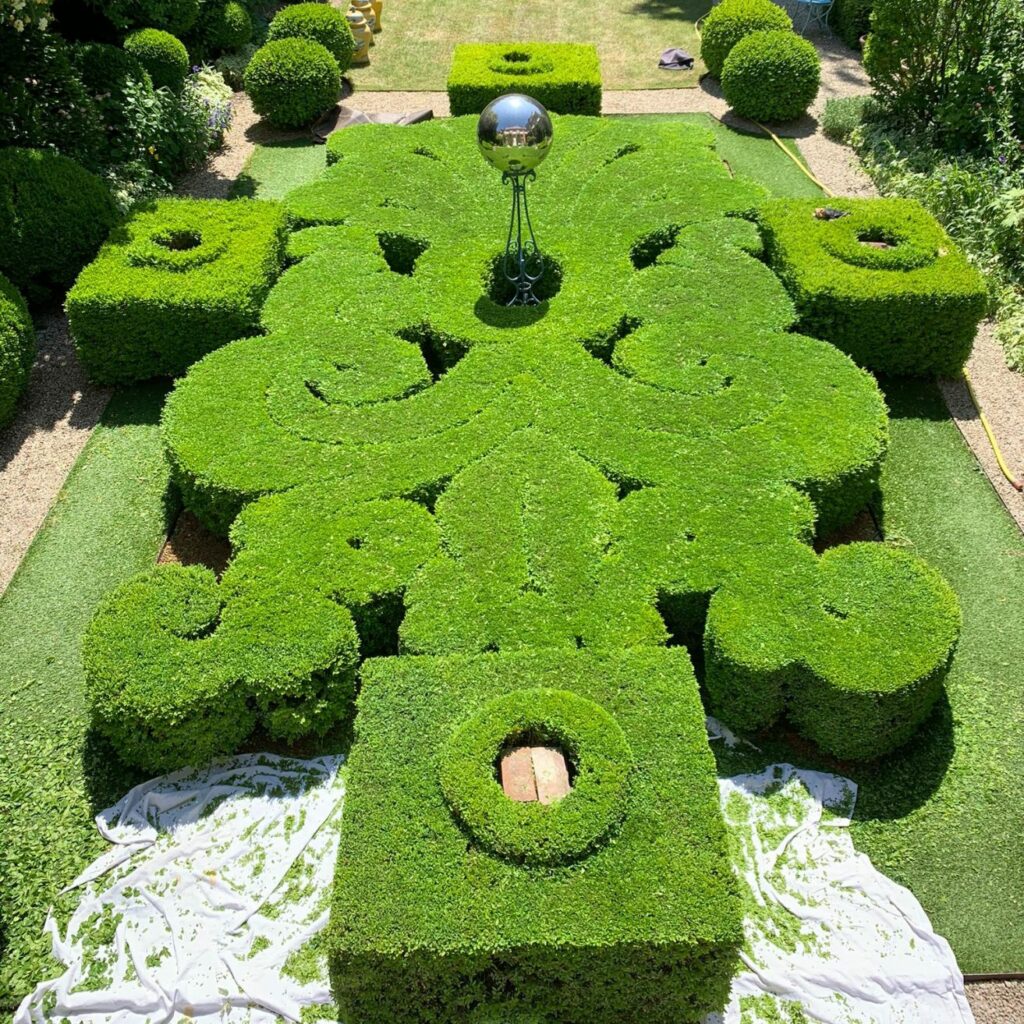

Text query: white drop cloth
(15, 733), (974, 1024)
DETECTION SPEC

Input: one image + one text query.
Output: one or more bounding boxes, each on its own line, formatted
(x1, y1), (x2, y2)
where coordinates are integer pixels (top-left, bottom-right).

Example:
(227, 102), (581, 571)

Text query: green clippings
(282, 929), (329, 984)
(247, 936), (271, 960)
(144, 947), (170, 969)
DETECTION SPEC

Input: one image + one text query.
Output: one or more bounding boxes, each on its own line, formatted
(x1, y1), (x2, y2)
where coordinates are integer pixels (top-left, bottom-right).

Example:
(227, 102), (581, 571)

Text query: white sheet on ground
(15, 731), (974, 1024)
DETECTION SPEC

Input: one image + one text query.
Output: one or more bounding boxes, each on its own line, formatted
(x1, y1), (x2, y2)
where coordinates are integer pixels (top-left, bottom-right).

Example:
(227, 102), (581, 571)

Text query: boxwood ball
(478, 93), (553, 174)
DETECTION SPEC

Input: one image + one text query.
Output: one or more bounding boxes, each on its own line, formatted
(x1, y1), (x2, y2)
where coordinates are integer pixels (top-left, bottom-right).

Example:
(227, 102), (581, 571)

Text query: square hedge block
(758, 197), (988, 377)
(331, 647), (742, 1024)
(447, 43), (602, 116)
(67, 197), (287, 385)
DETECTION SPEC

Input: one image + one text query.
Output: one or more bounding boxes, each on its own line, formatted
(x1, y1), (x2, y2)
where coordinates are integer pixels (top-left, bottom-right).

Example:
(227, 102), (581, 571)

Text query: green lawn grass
(347, 0), (707, 92)
(0, 385), (171, 1006)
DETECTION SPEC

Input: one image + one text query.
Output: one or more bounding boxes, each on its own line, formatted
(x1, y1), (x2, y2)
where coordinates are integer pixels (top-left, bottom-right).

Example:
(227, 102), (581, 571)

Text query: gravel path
(0, 92), (264, 596)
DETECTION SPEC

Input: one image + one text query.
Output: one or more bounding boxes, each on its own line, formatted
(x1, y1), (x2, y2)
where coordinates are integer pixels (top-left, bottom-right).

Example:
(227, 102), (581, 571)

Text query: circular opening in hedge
(490, 51), (555, 76)
(440, 688), (633, 866)
(485, 252), (563, 305)
(157, 230), (202, 252)
(503, 51), (531, 63)
(497, 733), (574, 804)
(857, 229), (896, 250)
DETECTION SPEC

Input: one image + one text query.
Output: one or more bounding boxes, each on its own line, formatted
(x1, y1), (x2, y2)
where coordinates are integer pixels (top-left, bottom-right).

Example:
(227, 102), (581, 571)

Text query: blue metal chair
(794, 0), (833, 35)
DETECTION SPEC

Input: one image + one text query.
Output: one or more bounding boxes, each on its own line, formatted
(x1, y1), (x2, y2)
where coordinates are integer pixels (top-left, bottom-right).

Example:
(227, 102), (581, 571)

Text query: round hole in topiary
(156, 230), (202, 251)
(497, 731), (575, 804)
(502, 51), (531, 63)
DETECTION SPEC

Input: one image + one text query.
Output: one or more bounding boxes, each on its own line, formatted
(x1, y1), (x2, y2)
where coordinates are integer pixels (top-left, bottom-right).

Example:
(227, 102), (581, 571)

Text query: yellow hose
(962, 368), (1024, 492)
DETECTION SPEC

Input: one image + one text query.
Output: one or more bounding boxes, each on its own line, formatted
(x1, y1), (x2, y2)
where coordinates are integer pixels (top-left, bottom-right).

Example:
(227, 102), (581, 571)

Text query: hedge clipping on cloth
(758, 197), (989, 376)
(447, 43), (601, 116)
(721, 30), (821, 123)
(331, 648), (742, 1024)
(699, 0), (793, 78)
(67, 197), (287, 384)
(85, 117), (961, 770)
(0, 273), (34, 429)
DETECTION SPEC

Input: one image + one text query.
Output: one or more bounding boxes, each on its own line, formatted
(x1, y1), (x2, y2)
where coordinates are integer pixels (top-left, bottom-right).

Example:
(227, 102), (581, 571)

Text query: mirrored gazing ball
(477, 93), (554, 176)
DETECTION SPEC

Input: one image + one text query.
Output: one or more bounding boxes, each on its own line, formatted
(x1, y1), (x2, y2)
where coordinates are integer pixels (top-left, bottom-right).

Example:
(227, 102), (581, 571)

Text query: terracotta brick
(532, 747), (571, 804)
(500, 746), (537, 802)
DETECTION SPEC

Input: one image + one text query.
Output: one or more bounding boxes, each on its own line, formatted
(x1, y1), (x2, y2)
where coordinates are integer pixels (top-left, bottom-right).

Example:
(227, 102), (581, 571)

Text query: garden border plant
(447, 43), (601, 116)
(67, 197), (288, 384)
(0, 272), (34, 427)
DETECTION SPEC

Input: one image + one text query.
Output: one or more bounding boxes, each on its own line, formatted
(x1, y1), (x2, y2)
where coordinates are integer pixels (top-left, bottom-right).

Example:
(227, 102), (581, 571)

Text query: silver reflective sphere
(477, 94), (553, 175)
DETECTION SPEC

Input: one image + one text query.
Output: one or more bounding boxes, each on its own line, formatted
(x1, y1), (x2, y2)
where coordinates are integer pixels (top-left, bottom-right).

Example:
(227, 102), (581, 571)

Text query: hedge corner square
(446, 42), (602, 116)
(330, 647), (742, 1024)
(66, 197), (287, 386)
(758, 196), (988, 377)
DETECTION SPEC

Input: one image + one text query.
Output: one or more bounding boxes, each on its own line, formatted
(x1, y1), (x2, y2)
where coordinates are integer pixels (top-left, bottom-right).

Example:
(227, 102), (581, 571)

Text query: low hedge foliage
(721, 30), (820, 123)
(87, 117), (961, 769)
(0, 273), (34, 428)
(331, 648), (742, 1023)
(758, 197), (989, 376)
(0, 147), (118, 303)
(67, 197), (287, 384)
(447, 43), (601, 116)
(187, 0), (253, 59)
(699, 0), (792, 78)
(267, 2), (356, 72)
(245, 37), (341, 128)
(123, 28), (190, 90)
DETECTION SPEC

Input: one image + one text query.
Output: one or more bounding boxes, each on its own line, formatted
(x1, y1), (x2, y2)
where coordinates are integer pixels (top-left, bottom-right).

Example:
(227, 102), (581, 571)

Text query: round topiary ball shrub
(124, 28), (190, 90)
(721, 30), (821, 122)
(700, 0), (793, 78)
(244, 38), (341, 129)
(267, 2), (356, 72)
(0, 148), (118, 302)
(0, 273), (35, 428)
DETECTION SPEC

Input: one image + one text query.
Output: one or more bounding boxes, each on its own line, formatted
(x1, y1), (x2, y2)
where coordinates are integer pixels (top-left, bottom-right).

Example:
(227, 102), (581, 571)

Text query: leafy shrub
(447, 42), (601, 116)
(267, 2), (355, 71)
(186, 0), (253, 59)
(67, 197), (287, 384)
(821, 94), (877, 143)
(215, 42), (256, 89)
(863, 0), (1009, 148)
(81, 117), (958, 773)
(332, 648), (742, 1023)
(0, 147), (118, 301)
(758, 197), (989, 376)
(831, 0), (872, 48)
(0, 272), (34, 427)
(721, 29), (820, 123)
(124, 27), (189, 90)
(87, 0), (201, 33)
(244, 37), (340, 127)
(699, 0), (792, 78)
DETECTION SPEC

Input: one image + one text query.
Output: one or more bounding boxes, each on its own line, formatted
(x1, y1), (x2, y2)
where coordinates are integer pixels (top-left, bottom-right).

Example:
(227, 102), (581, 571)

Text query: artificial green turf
(0, 385), (172, 1006)
(231, 139), (328, 201)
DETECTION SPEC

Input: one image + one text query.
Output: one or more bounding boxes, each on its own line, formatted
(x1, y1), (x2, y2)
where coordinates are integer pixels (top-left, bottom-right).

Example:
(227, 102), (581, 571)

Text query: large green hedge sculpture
(759, 198), (988, 376)
(447, 43), (602, 115)
(67, 197), (287, 384)
(86, 116), (961, 769)
(332, 648), (742, 1024)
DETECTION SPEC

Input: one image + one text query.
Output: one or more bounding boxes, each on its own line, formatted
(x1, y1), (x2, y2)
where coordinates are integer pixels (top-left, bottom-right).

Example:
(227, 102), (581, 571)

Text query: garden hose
(962, 367), (1024, 492)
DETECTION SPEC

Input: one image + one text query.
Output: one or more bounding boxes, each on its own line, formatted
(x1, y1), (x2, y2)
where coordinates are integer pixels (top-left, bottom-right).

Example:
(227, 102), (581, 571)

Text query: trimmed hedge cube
(67, 198), (287, 384)
(758, 197), (988, 376)
(447, 43), (601, 116)
(331, 647), (742, 1024)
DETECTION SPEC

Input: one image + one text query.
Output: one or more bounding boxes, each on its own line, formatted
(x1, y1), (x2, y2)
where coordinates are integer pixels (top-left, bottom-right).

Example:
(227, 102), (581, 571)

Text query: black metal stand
(502, 170), (544, 306)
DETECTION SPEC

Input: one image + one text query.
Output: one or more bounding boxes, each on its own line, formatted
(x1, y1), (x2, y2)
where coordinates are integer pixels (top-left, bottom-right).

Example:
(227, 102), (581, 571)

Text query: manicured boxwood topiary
(447, 43), (601, 116)
(331, 647), (742, 1023)
(721, 29), (821, 123)
(758, 197), (989, 376)
(245, 37), (340, 128)
(0, 273), (34, 428)
(66, 198), (287, 384)
(88, 118), (961, 773)
(124, 28), (190, 90)
(699, 0), (792, 78)
(84, 490), (439, 772)
(0, 148), (118, 303)
(267, 2), (356, 72)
